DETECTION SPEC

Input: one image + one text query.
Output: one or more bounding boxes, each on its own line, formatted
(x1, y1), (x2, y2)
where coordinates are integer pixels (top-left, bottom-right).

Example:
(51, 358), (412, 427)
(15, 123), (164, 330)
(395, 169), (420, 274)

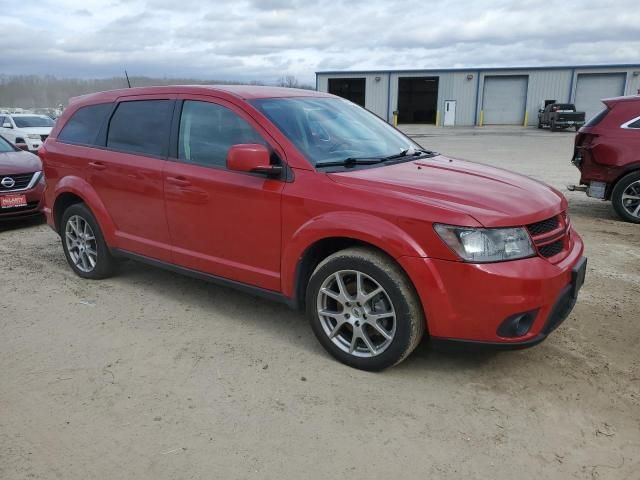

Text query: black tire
(551, 120), (557, 132)
(575, 125), (580, 132)
(537, 119), (543, 129)
(306, 247), (425, 371)
(611, 171), (640, 224)
(60, 203), (116, 279)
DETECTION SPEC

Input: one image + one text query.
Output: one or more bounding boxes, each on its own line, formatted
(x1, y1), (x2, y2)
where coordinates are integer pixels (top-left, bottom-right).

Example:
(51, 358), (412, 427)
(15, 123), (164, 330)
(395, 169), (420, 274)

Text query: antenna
(124, 70), (132, 88)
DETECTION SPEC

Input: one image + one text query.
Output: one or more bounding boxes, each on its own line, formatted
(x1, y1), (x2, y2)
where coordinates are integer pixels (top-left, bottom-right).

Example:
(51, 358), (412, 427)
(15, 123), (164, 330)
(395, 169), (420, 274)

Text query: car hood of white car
(16, 127), (53, 135)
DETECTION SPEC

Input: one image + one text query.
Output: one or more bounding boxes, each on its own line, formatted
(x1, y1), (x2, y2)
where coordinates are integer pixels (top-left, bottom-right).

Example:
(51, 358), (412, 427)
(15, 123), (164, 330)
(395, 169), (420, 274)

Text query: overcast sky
(1, 0), (638, 83)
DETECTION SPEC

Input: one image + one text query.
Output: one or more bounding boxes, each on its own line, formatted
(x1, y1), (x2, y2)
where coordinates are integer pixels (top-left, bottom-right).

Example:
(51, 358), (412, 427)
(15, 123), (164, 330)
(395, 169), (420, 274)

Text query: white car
(0, 114), (55, 152)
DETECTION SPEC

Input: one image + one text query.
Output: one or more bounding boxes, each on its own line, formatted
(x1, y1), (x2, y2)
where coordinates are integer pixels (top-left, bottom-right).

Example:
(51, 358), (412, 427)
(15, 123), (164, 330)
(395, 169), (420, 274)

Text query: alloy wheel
(316, 270), (396, 358)
(621, 180), (640, 219)
(65, 215), (98, 273)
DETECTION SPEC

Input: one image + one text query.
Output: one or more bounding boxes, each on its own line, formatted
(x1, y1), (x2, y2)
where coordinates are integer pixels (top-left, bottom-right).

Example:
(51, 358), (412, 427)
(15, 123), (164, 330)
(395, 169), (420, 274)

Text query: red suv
(570, 95), (640, 223)
(41, 86), (586, 370)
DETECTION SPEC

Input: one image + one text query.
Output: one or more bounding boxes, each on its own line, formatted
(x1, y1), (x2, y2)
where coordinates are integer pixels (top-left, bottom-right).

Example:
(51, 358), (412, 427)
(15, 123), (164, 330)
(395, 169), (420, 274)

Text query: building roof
(316, 63), (640, 75)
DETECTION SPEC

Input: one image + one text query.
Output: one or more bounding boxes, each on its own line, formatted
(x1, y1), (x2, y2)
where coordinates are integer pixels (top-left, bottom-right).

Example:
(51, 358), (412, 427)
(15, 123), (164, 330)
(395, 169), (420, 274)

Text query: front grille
(0, 201), (39, 214)
(0, 172), (35, 191)
(527, 216), (559, 236)
(40, 134), (48, 142)
(538, 239), (564, 258)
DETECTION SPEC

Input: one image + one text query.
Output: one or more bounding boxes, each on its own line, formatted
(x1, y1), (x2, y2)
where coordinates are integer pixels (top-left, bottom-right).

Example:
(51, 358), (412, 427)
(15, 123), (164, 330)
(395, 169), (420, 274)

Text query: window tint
(13, 115), (54, 128)
(0, 135), (15, 152)
(58, 103), (112, 145)
(178, 101), (265, 167)
(626, 117), (640, 129)
(107, 100), (173, 156)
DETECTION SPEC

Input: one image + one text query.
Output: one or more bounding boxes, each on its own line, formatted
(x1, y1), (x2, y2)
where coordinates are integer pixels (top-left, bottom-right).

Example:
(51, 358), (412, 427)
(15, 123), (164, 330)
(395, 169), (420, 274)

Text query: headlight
(27, 134), (41, 140)
(434, 224), (535, 263)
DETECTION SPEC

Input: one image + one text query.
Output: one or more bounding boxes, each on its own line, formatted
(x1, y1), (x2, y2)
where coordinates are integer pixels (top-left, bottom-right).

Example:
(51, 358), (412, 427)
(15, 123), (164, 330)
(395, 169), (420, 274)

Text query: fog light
(497, 310), (538, 337)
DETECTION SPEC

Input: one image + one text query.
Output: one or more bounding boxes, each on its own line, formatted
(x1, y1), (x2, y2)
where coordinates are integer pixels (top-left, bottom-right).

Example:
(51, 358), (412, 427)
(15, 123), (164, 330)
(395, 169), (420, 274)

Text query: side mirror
(16, 143), (29, 151)
(227, 144), (282, 178)
(2, 122), (12, 128)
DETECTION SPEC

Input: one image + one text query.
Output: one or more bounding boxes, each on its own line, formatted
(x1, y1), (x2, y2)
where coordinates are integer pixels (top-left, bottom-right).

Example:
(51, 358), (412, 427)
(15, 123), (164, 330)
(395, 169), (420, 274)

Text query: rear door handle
(88, 161), (106, 170)
(166, 176), (191, 187)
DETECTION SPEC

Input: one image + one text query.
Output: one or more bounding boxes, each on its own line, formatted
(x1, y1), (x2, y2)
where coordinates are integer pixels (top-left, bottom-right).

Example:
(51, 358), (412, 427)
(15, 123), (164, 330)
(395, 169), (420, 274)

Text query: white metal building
(315, 65), (640, 126)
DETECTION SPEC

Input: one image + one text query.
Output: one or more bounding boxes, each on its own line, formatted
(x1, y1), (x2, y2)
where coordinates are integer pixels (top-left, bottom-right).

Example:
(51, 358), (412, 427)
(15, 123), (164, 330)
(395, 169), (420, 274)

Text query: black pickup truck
(537, 101), (586, 131)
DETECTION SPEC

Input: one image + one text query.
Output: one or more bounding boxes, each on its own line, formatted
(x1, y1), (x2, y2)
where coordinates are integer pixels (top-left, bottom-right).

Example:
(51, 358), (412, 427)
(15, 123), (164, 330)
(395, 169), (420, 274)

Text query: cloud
(0, 0), (638, 84)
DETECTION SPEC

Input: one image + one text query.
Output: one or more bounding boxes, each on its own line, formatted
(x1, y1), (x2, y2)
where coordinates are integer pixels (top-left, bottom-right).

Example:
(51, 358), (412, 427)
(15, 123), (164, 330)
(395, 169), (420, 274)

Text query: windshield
(13, 115), (55, 128)
(252, 97), (421, 166)
(0, 136), (15, 152)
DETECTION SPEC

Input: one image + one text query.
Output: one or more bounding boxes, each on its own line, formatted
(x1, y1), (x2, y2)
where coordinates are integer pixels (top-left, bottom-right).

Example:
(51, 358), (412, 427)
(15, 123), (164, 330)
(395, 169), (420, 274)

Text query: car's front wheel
(306, 247), (425, 371)
(612, 171), (640, 223)
(61, 203), (116, 278)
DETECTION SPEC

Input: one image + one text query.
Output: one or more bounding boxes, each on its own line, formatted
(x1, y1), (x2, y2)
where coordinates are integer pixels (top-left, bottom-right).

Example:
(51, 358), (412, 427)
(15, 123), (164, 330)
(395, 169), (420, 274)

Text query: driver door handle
(166, 176), (191, 187)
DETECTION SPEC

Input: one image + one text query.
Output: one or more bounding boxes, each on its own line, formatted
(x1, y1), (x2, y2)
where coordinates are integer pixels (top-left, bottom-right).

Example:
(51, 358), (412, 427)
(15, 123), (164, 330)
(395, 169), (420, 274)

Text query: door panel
(164, 97), (285, 291)
(86, 95), (174, 260)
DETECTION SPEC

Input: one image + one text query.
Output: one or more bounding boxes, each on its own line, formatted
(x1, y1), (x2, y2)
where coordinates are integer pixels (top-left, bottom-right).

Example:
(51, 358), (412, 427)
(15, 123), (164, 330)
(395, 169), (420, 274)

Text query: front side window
(178, 100), (265, 168)
(252, 97), (420, 167)
(13, 115), (55, 128)
(58, 103), (112, 145)
(107, 100), (173, 157)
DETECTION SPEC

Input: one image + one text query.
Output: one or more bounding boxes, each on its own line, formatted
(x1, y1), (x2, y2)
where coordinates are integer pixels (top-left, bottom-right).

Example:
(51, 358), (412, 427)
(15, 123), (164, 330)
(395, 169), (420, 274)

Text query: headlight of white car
(434, 224), (535, 263)
(27, 134), (41, 140)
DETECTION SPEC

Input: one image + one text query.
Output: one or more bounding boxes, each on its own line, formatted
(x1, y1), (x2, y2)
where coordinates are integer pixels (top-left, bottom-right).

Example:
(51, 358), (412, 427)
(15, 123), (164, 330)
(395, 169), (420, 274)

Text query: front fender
(281, 211), (426, 298)
(53, 176), (117, 244)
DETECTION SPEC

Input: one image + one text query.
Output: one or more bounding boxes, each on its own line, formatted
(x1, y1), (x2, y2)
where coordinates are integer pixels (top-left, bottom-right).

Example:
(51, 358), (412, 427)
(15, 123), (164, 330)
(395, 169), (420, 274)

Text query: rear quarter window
(106, 100), (173, 157)
(625, 117), (640, 129)
(58, 103), (112, 145)
(584, 108), (609, 127)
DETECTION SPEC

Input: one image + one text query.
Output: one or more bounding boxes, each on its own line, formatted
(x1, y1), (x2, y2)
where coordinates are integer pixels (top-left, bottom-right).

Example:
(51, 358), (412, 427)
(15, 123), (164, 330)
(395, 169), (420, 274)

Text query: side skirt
(111, 249), (297, 309)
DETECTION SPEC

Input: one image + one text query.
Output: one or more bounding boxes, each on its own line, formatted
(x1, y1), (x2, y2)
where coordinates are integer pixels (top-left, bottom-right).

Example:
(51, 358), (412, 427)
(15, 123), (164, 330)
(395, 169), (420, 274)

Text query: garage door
(482, 76), (528, 125)
(574, 73), (626, 122)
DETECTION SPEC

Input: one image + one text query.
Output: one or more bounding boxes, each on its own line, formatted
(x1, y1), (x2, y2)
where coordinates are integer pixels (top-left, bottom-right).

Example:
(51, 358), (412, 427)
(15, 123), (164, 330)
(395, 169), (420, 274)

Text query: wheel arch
(52, 177), (116, 243)
(606, 163), (640, 200)
(284, 213), (427, 311)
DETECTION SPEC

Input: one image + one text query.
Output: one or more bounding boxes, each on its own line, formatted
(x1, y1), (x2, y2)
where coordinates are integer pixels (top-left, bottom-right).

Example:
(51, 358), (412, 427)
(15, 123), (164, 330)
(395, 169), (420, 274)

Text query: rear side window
(58, 103), (112, 145)
(585, 108), (609, 127)
(107, 100), (173, 157)
(178, 100), (265, 168)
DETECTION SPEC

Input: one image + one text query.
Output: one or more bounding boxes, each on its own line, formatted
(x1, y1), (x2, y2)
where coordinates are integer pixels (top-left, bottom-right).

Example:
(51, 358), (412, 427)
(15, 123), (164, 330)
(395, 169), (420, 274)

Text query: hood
(0, 150), (42, 175)
(328, 155), (566, 227)
(17, 127), (52, 135)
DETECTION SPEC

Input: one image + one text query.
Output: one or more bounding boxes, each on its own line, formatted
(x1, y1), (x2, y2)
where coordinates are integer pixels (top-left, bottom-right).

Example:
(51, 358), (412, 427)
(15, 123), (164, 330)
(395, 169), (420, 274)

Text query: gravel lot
(1, 126), (638, 479)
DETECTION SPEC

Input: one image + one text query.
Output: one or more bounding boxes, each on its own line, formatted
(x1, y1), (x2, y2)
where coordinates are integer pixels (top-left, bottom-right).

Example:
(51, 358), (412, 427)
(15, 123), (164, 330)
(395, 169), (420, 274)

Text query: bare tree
(276, 75), (300, 88)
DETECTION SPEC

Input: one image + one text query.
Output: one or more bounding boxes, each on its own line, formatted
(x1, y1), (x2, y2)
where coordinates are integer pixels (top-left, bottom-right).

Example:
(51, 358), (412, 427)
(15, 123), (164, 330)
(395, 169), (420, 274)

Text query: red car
(40, 86), (586, 370)
(0, 135), (44, 220)
(570, 95), (640, 223)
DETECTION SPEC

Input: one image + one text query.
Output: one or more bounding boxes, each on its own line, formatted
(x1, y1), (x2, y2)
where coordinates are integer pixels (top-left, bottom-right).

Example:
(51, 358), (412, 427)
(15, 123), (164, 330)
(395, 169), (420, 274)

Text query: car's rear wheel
(612, 171), (640, 223)
(551, 120), (558, 132)
(61, 203), (116, 278)
(306, 247), (425, 371)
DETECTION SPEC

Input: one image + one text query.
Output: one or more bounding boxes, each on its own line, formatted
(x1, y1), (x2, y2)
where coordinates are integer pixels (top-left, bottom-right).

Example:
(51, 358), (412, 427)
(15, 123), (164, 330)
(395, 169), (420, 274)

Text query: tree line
(0, 75), (313, 109)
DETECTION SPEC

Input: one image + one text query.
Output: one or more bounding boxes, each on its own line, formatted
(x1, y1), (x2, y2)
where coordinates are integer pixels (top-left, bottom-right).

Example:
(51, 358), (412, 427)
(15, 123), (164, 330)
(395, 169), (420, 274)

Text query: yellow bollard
(523, 111), (529, 128)
(435, 110), (440, 127)
(479, 110), (484, 127)
(393, 111), (398, 127)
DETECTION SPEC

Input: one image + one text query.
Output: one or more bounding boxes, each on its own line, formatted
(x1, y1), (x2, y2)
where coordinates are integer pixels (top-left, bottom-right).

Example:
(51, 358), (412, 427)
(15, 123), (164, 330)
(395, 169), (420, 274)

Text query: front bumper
(0, 182), (45, 220)
(398, 229), (585, 347)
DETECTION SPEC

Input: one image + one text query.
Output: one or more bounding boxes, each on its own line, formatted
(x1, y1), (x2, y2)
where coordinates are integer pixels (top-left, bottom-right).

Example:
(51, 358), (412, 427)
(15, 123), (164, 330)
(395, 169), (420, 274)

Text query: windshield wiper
(316, 149), (438, 169)
(315, 157), (386, 168)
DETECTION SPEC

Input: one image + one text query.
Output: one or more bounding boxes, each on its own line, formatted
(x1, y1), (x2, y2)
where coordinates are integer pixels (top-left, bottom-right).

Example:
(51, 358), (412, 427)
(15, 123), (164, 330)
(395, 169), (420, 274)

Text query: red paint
(575, 95), (640, 191)
(42, 85), (585, 345)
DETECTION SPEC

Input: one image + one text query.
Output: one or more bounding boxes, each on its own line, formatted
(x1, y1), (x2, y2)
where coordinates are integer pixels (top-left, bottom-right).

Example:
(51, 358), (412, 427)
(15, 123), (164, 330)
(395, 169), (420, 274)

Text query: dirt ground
(1, 126), (638, 480)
